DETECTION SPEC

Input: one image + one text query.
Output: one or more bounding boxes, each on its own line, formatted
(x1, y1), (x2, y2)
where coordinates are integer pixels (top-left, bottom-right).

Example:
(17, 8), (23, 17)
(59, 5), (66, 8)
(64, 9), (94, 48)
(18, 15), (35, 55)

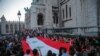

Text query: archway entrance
(37, 13), (44, 25)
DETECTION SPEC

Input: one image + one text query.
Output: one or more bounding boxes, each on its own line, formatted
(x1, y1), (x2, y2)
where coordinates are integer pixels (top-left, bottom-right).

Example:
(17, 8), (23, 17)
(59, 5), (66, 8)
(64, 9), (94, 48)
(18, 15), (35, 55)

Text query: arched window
(10, 24), (13, 33)
(37, 13), (44, 25)
(6, 24), (9, 33)
(53, 12), (58, 24)
(15, 24), (17, 32)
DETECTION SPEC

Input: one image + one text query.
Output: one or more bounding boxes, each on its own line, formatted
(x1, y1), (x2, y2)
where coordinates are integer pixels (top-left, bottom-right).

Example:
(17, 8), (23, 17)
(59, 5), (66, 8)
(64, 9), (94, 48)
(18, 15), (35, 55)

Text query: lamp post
(17, 11), (21, 37)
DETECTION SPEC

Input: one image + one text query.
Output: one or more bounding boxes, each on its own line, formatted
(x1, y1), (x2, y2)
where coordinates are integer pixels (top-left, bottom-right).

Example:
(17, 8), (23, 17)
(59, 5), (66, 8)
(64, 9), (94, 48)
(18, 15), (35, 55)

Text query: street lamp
(17, 11), (21, 35)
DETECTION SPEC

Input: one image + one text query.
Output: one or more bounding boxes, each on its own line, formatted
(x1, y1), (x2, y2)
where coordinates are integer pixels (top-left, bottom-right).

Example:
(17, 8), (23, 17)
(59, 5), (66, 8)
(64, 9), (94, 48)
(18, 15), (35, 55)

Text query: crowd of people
(69, 37), (100, 56)
(0, 29), (100, 56)
(23, 29), (100, 56)
(22, 35), (100, 56)
(0, 36), (24, 56)
(24, 46), (69, 56)
(45, 35), (100, 56)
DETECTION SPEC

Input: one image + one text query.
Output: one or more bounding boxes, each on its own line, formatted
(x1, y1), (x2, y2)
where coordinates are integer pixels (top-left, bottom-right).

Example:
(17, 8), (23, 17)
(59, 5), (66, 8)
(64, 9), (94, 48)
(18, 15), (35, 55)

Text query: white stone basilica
(25, 0), (58, 30)
(25, 0), (100, 36)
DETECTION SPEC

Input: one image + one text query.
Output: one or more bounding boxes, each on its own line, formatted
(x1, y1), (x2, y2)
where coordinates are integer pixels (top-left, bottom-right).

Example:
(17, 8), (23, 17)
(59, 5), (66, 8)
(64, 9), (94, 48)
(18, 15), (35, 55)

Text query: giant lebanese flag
(21, 36), (72, 56)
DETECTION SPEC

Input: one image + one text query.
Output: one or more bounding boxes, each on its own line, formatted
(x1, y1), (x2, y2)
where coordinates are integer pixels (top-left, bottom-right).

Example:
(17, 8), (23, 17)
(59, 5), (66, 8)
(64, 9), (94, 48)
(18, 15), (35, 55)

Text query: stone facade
(25, 0), (59, 30)
(59, 0), (100, 36)
(0, 15), (25, 34)
(25, 0), (100, 36)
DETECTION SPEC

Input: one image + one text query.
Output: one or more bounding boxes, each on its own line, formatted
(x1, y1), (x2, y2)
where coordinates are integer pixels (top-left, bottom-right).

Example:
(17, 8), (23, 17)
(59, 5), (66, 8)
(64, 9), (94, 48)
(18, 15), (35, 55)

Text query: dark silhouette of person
(32, 49), (39, 56)
(47, 50), (52, 56)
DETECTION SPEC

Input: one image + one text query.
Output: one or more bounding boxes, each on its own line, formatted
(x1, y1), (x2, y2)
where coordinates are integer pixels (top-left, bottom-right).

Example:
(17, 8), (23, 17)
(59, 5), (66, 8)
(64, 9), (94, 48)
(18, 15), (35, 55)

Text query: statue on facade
(24, 7), (29, 12)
